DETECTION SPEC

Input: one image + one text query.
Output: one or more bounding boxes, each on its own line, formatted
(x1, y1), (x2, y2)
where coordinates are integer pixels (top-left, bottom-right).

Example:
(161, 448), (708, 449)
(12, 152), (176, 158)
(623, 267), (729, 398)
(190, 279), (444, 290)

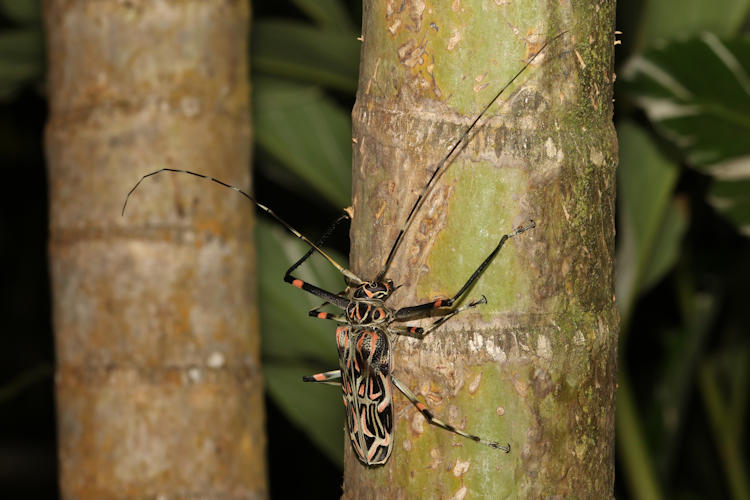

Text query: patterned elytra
(338, 281), (396, 463)
(122, 33), (565, 466)
(337, 324), (393, 464)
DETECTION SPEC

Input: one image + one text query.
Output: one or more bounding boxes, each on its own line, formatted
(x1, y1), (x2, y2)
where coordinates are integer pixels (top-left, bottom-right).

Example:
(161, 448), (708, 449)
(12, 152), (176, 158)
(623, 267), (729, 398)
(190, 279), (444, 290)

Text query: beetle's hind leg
(391, 375), (510, 452)
(302, 369), (342, 386)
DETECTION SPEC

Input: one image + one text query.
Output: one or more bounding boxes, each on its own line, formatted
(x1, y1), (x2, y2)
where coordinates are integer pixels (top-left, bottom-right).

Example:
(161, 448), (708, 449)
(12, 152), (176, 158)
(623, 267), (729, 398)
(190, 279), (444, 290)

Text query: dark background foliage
(0, 0), (748, 498)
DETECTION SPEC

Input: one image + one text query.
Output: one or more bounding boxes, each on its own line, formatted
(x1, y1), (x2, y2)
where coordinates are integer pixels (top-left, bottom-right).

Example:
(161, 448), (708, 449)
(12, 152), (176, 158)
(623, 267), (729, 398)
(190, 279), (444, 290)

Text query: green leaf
(616, 374), (664, 500)
(699, 357), (750, 500)
(0, 29), (44, 98)
(653, 285), (716, 475)
(622, 34), (750, 234)
(638, 0), (750, 44)
(0, 0), (41, 25)
(615, 121), (682, 325)
(254, 77), (352, 208)
(639, 198), (689, 292)
(708, 178), (750, 235)
(265, 361), (344, 465)
(623, 34), (750, 168)
(251, 20), (359, 92)
(257, 219), (344, 365)
(257, 218), (346, 464)
(292, 0), (356, 33)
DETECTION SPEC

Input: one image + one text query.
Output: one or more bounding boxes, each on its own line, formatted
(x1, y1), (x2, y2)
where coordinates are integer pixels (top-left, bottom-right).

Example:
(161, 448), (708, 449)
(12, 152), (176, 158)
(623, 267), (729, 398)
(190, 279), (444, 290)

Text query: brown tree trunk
(346, 0), (617, 497)
(45, 1), (266, 498)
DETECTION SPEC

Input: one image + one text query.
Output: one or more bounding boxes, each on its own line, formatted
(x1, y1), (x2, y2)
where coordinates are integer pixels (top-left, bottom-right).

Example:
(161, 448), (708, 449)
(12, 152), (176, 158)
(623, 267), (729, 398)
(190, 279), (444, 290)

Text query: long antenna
(375, 31), (566, 282)
(122, 168), (363, 285)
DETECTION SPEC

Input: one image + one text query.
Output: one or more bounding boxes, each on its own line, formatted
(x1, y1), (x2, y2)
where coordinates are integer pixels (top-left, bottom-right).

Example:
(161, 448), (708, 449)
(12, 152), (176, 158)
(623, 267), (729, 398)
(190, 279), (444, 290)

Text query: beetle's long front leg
(285, 212), (351, 277)
(282, 211), (355, 308)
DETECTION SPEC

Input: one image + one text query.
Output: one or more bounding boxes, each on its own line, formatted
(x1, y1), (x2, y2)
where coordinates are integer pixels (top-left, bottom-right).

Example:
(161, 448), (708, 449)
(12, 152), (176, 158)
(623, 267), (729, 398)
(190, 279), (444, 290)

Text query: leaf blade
(254, 77), (352, 208)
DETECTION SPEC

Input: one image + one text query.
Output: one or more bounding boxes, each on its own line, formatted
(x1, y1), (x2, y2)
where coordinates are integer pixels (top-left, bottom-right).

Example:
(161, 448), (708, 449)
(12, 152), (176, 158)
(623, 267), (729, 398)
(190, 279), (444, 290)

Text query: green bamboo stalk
(345, 0), (618, 496)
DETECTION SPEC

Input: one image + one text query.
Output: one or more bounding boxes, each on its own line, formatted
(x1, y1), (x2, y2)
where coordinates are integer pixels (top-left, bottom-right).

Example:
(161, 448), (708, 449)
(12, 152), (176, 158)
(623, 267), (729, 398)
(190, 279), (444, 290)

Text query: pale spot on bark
(187, 367), (202, 383)
(575, 49), (586, 69)
(450, 486), (467, 500)
(513, 378), (528, 397)
(180, 96), (201, 117)
(590, 148), (605, 166)
(427, 447), (443, 470)
(413, 0), (426, 17)
(447, 29), (462, 50)
(468, 372), (482, 394)
(411, 412), (425, 434)
(545, 137), (557, 159)
(536, 334), (552, 359)
(206, 351), (225, 368)
(398, 39), (425, 67)
(388, 17), (401, 35)
(453, 457), (471, 477)
(574, 330), (586, 346)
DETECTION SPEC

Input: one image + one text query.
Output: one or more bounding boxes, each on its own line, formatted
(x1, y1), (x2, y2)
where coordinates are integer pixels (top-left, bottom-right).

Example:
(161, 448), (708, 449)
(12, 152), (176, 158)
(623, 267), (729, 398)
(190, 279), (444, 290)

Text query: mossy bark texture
(345, 0), (617, 498)
(45, 1), (266, 498)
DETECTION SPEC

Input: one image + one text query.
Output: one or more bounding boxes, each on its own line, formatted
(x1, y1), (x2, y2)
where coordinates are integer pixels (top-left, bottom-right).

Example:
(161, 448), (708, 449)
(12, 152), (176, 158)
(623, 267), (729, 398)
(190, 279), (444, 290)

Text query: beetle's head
(353, 279), (394, 300)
